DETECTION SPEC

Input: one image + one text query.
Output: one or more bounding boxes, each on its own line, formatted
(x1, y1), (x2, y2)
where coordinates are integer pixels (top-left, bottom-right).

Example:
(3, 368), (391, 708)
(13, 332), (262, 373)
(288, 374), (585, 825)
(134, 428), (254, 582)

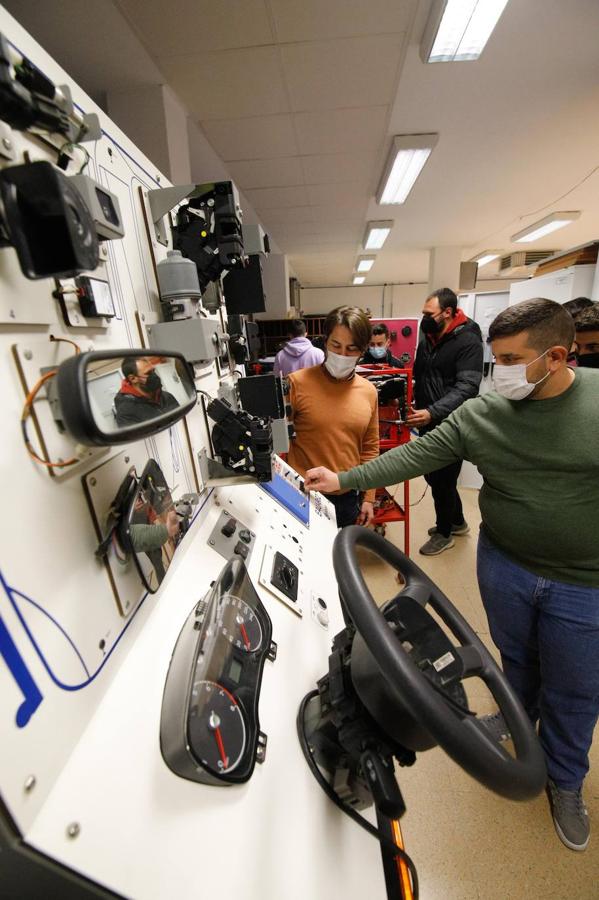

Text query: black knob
(221, 517), (237, 538)
(239, 529), (252, 544)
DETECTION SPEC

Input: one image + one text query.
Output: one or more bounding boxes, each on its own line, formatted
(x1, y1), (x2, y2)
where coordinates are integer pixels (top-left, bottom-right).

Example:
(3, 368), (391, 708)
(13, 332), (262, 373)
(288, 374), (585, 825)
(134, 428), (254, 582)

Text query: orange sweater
(287, 365), (379, 503)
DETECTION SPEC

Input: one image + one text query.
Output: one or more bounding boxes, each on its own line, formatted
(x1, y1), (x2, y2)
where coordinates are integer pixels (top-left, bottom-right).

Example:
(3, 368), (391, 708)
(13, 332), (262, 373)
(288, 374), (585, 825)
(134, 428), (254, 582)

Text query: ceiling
(6, 0), (599, 287)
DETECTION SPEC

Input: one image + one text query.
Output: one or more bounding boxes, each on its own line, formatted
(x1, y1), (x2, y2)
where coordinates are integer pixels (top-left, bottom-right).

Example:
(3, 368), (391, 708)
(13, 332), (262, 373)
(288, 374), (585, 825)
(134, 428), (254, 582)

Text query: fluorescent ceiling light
(376, 135), (438, 205)
(363, 221), (393, 250)
(352, 276), (365, 285)
(356, 256), (376, 272)
(511, 212), (581, 244)
(422, 0), (510, 63)
(471, 249), (502, 266)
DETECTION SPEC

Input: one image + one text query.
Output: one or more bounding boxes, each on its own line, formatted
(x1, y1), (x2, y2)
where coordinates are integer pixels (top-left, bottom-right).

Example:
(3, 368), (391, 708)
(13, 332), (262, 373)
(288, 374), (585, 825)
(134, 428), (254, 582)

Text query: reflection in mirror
(86, 355), (194, 435)
(119, 459), (196, 594)
(57, 349), (197, 446)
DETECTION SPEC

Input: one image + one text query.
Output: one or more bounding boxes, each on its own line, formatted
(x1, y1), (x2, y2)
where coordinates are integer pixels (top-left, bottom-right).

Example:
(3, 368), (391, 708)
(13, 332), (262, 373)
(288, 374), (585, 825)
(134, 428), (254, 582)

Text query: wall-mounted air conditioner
(498, 250), (556, 277)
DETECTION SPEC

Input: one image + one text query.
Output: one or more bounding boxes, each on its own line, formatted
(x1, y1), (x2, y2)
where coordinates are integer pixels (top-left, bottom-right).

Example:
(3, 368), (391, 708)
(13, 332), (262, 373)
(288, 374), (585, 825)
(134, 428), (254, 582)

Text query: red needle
(214, 726), (228, 768)
(240, 623), (251, 650)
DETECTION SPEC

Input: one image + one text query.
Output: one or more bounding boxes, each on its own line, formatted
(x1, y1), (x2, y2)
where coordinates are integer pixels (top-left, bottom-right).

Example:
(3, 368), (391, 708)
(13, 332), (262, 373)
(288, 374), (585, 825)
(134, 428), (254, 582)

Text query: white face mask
(324, 350), (359, 380)
(492, 349), (551, 400)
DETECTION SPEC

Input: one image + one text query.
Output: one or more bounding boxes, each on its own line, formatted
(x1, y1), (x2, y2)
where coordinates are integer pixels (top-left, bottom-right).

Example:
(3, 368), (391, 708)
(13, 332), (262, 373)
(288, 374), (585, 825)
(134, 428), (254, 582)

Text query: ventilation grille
(499, 250), (556, 274)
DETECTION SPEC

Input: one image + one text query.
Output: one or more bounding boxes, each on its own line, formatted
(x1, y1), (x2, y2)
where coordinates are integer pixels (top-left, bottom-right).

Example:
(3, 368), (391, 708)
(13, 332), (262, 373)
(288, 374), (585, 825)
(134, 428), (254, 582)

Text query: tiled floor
(357, 478), (599, 900)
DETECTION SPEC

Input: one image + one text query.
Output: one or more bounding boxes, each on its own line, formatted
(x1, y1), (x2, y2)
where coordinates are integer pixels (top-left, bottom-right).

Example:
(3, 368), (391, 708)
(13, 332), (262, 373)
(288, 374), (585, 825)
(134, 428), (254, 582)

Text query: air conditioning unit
(498, 250), (556, 277)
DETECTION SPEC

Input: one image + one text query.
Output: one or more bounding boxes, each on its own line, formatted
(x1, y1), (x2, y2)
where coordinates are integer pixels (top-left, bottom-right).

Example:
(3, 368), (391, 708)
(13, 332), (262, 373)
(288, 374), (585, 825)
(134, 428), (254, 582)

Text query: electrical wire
(20, 370), (77, 469)
(57, 140), (91, 173)
(408, 484), (428, 508)
(20, 336), (81, 468)
(297, 691), (419, 900)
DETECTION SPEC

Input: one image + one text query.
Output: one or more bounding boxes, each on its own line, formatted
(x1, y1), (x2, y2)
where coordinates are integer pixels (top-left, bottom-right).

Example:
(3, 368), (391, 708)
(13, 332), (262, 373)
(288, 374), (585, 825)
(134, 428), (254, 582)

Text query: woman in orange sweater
(286, 306), (379, 527)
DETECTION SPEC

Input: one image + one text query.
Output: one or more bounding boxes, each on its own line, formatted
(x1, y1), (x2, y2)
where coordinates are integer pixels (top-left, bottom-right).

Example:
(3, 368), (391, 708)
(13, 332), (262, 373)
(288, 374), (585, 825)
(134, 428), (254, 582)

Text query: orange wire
(390, 818), (414, 900)
(21, 369), (78, 468)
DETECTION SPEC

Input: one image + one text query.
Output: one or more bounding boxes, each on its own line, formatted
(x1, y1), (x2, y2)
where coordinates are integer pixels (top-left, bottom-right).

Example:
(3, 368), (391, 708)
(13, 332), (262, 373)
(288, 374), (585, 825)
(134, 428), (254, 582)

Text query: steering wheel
(333, 526), (546, 801)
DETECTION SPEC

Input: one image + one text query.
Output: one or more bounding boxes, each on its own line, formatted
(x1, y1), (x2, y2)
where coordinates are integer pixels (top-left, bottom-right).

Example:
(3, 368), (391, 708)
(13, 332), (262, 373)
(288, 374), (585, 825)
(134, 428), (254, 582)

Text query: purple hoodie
(273, 337), (325, 376)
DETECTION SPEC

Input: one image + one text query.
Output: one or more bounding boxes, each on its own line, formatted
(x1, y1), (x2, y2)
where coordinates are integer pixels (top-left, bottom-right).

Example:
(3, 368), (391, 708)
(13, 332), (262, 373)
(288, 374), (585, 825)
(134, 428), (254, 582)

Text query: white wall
(299, 279), (522, 318)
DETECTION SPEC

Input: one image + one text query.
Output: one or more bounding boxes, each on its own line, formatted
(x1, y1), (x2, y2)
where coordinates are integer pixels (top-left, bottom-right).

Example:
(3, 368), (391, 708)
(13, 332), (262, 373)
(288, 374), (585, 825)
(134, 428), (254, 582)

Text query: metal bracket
(256, 732), (268, 764)
(198, 449), (258, 487)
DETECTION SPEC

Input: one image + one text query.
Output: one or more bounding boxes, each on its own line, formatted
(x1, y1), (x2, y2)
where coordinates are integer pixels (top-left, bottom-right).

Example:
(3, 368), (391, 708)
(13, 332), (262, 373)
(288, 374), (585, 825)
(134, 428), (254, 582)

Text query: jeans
(477, 529), (599, 790)
(324, 490), (361, 528)
(424, 460), (465, 537)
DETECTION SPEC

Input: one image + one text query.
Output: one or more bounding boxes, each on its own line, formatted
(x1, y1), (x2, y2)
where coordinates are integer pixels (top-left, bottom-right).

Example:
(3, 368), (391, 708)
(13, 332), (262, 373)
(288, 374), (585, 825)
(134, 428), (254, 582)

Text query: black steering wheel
(334, 527), (546, 801)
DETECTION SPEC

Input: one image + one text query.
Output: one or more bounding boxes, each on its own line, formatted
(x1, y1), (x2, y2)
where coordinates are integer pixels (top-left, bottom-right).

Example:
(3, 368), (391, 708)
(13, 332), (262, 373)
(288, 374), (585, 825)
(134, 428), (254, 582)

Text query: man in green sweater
(305, 298), (599, 853)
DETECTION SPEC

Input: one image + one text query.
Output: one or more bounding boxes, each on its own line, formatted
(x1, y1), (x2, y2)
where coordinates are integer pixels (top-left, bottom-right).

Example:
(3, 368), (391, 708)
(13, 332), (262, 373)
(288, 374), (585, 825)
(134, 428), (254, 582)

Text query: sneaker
(479, 711), (511, 743)
(546, 779), (590, 851)
(419, 533), (455, 556)
(427, 521), (470, 536)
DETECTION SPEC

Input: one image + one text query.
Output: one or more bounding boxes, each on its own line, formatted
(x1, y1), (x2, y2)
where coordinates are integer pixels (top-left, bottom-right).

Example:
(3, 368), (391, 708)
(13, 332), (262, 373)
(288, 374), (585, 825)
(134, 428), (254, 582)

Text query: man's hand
(304, 467), (340, 493)
(356, 501), (374, 527)
(165, 509), (180, 538)
(406, 407), (432, 428)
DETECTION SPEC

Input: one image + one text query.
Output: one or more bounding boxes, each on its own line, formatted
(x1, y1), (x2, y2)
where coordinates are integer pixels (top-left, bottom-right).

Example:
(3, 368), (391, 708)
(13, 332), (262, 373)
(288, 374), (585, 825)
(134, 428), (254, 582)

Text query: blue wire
(0, 489), (212, 692)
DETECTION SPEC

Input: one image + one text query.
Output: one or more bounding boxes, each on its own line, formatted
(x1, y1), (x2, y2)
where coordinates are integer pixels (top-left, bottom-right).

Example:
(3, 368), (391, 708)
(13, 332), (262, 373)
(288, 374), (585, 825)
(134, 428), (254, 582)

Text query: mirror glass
(119, 459), (196, 593)
(85, 354), (196, 437)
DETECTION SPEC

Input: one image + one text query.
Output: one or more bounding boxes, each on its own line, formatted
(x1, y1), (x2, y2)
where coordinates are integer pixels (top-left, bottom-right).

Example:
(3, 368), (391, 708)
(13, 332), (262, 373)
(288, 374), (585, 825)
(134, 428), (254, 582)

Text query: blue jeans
(477, 529), (599, 790)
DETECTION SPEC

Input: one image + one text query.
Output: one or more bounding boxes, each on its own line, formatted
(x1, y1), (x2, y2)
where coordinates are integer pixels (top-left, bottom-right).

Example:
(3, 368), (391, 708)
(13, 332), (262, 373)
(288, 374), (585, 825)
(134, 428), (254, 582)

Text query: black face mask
(576, 353), (599, 369)
(420, 314), (442, 335)
(144, 370), (162, 392)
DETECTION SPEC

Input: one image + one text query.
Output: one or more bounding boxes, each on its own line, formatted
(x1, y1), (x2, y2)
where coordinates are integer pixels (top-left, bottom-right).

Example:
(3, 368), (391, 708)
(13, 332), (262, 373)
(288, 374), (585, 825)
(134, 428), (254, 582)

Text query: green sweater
(339, 369), (599, 586)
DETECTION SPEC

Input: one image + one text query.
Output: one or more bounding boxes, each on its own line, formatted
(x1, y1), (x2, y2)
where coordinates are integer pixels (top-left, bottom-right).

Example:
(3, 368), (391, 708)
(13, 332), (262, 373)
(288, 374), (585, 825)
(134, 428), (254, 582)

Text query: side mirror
(56, 349), (197, 446)
(118, 459), (191, 593)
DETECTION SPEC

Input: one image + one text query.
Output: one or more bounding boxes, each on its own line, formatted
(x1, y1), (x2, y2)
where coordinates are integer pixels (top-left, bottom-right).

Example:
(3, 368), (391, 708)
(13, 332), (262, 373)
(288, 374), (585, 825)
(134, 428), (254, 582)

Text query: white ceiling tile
(202, 115), (298, 160)
(270, 0), (413, 43)
(260, 207), (315, 225)
(281, 34), (404, 112)
(306, 183), (370, 208)
(160, 46), (287, 119)
(310, 206), (367, 225)
(118, 0), (273, 54)
(294, 107), (388, 155)
(243, 185), (309, 209)
(227, 157), (305, 189)
(301, 152), (378, 185)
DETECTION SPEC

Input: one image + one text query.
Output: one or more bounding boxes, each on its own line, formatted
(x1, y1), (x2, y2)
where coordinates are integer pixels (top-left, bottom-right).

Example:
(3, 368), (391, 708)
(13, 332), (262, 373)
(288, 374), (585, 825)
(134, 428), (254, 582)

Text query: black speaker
(0, 160), (99, 279)
(223, 255), (266, 314)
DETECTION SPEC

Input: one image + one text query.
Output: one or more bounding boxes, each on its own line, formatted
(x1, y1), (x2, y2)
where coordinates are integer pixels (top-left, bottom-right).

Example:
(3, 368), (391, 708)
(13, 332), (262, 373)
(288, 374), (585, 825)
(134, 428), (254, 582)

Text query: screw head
(89, 477), (97, 487)
(24, 350), (33, 360)
(124, 456), (130, 463)
(66, 822), (80, 839)
(23, 775), (36, 793)
(2, 137), (11, 150)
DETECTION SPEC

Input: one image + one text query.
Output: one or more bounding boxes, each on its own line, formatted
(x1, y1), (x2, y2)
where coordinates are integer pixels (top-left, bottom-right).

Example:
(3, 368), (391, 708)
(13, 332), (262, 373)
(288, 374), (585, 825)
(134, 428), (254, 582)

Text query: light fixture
(511, 212), (581, 244)
(363, 221), (393, 250)
(421, 0), (510, 64)
(470, 249), (502, 267)
(376, 135), (438, 205)
(352, 275), (365, 285)
(355, 255), (376, 273)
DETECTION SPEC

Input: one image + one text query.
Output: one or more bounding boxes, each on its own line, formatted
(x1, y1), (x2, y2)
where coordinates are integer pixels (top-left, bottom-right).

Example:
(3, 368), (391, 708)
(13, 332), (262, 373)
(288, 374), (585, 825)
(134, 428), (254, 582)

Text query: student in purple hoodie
(273, 319), (325, 376)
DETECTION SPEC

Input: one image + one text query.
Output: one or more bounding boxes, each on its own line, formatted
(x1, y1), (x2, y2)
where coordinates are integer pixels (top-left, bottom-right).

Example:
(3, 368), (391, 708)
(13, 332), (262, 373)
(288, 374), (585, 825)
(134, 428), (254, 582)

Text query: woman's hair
(323, 306), (372, 351)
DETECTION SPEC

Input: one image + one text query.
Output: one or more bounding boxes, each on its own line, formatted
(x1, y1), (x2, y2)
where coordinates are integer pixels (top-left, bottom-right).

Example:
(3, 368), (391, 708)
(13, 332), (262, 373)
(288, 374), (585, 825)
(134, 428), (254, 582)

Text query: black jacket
(413, 316), (483, 429)
(361, 348), (403, 367)
(114, 390), (178, 427)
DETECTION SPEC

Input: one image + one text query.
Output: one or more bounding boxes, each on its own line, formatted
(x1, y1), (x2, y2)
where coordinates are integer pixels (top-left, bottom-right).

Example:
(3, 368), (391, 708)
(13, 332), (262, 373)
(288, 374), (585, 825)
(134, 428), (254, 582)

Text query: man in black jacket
(407, 287), (483, 555)
(114, 358), (179, 427)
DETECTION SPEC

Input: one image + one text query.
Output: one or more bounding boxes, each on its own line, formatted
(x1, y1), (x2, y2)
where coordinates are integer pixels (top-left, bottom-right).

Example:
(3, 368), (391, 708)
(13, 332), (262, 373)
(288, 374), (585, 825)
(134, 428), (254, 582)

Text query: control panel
(207, 509), (256, 563)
